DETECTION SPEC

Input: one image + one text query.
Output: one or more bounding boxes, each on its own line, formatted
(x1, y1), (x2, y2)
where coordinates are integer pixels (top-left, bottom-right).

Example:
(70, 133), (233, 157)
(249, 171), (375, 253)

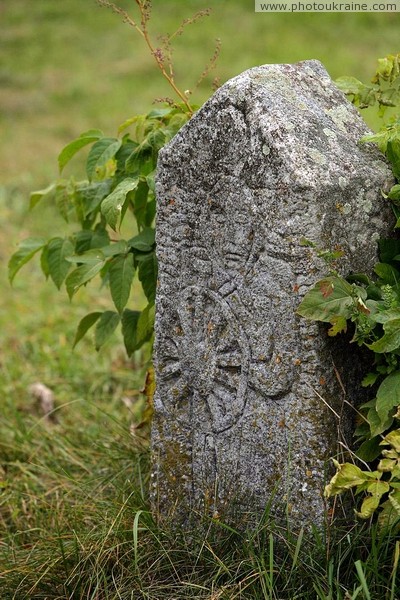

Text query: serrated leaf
(55, 180), (74, 222)
(95, 311), (120, 350)
(86, 137), (122, 181)
(30, 183), (56, 209)
(147, 108), (173, 119)
(73, 312), (102, 348)
(138, 251), (158, 304)
(46, 237), (74, 289)
(58, 129), (103, 173)
(327, 315), (347, 336)
(121, 309), (141, 356)
(71, 227), (109, 253)
(109, 254), (135, 313)
(9, 237), (46, 283)
(101, 178), (139, 230)
(65, 260), (105, 299)
(128, 227), (155, 252)
(76, 180), (113, 218)
(375, 371), (400, 425)
(297, 276), (355, 322)
(335, 75), (365, 95)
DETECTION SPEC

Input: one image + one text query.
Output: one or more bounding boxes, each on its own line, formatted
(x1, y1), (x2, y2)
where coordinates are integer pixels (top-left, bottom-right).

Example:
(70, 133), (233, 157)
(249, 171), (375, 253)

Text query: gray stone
(151, 60), (393, 528)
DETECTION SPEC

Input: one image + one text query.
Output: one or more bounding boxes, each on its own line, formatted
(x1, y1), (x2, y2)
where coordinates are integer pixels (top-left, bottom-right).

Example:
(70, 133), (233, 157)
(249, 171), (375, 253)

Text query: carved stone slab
(152, 60), (393, 528)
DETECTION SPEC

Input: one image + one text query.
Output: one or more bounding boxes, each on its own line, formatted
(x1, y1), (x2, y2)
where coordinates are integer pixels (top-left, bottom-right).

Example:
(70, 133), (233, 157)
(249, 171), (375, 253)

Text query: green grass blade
(354, 560), (371, 600)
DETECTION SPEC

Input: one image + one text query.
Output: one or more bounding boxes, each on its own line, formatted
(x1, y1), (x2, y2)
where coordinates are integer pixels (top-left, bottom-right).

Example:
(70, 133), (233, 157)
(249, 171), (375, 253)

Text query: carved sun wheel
(158, 285), (251, 433)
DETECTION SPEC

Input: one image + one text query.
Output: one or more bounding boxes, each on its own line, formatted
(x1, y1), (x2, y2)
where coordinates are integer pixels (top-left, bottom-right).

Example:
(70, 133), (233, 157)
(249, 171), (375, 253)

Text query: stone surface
(151, 60), (393, 528)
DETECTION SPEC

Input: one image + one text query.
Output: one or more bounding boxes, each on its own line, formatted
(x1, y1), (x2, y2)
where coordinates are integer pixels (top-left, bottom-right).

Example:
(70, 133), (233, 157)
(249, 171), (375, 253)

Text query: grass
(1, 0), (400, 597)
(1, 397), (400, 599)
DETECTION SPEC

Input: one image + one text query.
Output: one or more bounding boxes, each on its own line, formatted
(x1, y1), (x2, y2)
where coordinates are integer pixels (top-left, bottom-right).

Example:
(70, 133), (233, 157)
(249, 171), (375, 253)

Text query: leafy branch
(298, 54), (400, 528)
(8, 0), (222, 355)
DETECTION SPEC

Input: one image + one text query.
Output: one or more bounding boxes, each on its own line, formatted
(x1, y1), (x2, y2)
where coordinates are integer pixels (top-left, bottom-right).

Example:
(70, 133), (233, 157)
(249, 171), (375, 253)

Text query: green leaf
(109, 254), (135, 314)
(388, 490), (400, 517)
(58, 129), (103, 173)
(73, 312), (102, 348)
(379, 238), (400, 263)
(374, 262), (400, 286)
(101, 178), (139, 230)
(138, 251), (158, 304)
(86, 137), (122, 181)
(356, 436), (382, 462)
(335, 75), (365, 95)
(368, 406), (393, 438)
(46, 237), (74, 289)
(297, 276), (355, 322)
(371, 308), (400, 325)
(361, 372), (380, 387)
(145, 198), (156, 227)
(327, 315), (347, 336)
(147, 107), (173, 119)
(9, 237), (46, 283)
(136, 303), (156, 348)
(375, 371), (400, 425)
(381, 429), (400, 453)
(77, 180), (113, 218)
(65, 260), (105, 299)
(325, 460), (369, 497)
(128, 227), (155, 252)
(356, 495), (381, 519)
(29, 183), (56, 209)
(91, 227), (110, 249)
(40, 245), (50, 279)
(55, 180), (74, 222)
(72, 229), (110, 255)
(387, 139), (400, 180)
(65, 249), (106, 264)
(100, 240), (128, 258)
(388, 185), (400, 202)
(132, 180), (149, 229)
(146, 170), (156, 193)
(121, 309), (141, 356)
(367, 318), (400, 353)
(366, 480), (389, 496)
(95, 311), (120, 350)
